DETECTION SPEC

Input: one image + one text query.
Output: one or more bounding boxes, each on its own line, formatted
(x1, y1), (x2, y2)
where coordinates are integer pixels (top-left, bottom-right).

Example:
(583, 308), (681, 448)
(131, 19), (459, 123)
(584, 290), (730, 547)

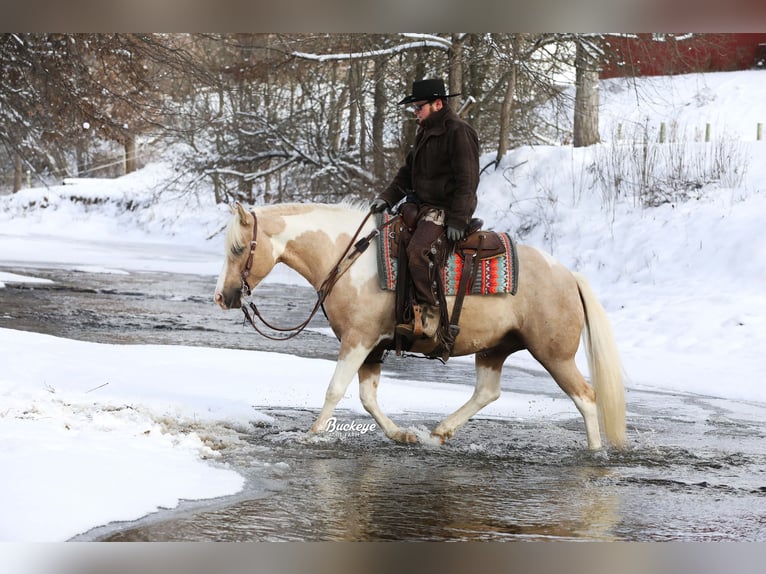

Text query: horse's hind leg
(431, 351), (505, 443)
(541, 358), (602, 450)
(358, 363), (417, 444)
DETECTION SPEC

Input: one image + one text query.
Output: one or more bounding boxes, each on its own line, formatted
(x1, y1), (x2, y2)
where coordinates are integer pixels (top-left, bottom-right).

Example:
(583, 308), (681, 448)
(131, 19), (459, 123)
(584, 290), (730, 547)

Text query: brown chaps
(405, 217), (447, 306)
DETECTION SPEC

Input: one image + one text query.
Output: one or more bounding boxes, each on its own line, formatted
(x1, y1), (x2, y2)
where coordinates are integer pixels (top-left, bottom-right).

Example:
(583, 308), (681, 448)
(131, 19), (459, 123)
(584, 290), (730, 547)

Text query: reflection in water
(102, 415), (626, 542)
(299, 453), (622, 541)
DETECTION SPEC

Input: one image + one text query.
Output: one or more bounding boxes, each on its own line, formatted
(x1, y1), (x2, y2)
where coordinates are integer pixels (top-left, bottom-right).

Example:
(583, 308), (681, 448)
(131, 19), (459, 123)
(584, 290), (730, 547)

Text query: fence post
(659, 122), (666, 143)
(758, 123), (763, 141)
(705, 123), (711, 143)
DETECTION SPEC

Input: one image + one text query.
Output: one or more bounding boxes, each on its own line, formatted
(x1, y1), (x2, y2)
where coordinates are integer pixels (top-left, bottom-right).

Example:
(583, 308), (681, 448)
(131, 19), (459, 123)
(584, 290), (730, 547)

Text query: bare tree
(0, 33), (203, 191)
(0, 33), (624, 202)
(496, 35), (522, 166)
(573, 36), (602, 148)
(371, 56), (387, 186)
(448, 33), (466, 97)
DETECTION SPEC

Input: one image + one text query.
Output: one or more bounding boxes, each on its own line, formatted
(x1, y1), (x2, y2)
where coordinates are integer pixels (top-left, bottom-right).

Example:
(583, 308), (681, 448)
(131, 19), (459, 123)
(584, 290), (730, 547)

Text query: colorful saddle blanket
(376, 216), (519, 296)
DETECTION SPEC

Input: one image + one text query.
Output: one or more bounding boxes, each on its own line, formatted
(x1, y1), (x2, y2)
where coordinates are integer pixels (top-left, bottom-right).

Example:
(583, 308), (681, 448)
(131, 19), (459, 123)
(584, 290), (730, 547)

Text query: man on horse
(371, 78), (480, 343)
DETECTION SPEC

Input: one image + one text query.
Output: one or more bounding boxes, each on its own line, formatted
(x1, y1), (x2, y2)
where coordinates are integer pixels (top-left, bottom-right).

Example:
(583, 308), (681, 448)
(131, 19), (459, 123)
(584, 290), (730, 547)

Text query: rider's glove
(446, 225), (465, 242)
(370, 198), (389, 214)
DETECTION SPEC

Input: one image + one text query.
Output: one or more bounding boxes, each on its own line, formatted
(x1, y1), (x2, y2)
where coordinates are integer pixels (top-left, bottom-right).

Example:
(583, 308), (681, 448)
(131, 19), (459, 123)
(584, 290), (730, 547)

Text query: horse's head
(214, 203), (275, 310)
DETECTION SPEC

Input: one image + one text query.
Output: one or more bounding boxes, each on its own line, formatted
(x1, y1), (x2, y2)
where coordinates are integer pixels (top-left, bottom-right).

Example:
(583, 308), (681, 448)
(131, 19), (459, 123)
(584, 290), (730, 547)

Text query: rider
(371, 78), (480, 342)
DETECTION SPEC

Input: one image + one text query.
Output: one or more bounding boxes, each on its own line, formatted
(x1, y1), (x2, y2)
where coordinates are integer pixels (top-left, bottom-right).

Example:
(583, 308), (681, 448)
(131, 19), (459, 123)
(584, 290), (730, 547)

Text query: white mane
(335, 198), (370, 214)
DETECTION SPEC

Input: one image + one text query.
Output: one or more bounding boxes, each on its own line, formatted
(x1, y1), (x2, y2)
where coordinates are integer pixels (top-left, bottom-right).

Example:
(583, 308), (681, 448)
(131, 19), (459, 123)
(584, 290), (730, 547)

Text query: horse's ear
(235, 202), (250, 226)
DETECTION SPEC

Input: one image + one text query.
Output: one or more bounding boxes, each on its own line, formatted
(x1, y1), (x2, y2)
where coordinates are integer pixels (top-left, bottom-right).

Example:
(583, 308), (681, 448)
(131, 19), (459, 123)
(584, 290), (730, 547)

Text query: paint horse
(214, 202), (626, 451)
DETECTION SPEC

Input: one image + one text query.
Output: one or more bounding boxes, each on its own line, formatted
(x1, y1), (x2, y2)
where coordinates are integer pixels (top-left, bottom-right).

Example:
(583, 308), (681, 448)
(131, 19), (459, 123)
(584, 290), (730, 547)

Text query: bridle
(239, 211), (259, 297)
(238, 209), (398, 341)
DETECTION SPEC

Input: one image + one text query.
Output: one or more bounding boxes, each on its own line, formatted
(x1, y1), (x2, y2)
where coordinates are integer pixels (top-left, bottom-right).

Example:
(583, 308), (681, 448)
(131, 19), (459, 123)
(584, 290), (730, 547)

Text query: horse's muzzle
(214, 289), (242, 310)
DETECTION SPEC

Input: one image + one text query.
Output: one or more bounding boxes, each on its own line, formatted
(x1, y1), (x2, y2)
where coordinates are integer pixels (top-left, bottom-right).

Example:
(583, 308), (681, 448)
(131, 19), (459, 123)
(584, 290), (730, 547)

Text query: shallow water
(83, 399), (766, 542)
(2, 265), (766, 541)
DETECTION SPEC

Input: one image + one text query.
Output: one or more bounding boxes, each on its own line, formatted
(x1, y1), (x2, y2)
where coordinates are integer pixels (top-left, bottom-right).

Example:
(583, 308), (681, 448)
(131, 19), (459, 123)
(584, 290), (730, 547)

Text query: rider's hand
(446, 225), (465, 242)
(370, 198), (389, 214)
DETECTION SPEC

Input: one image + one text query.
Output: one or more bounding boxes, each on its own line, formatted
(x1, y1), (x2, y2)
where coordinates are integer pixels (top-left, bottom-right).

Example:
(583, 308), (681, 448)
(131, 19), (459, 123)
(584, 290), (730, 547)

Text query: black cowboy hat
(397, 78), (461, 105)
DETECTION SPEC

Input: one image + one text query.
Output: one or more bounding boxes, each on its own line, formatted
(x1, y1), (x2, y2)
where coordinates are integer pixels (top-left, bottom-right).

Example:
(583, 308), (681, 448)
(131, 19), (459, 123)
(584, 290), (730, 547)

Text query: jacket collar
(417, 106), (451, 136)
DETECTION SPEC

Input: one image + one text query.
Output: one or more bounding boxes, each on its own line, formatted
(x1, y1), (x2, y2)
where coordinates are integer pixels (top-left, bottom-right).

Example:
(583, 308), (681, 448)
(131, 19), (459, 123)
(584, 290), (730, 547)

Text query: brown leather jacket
(379, 106), (480, 231)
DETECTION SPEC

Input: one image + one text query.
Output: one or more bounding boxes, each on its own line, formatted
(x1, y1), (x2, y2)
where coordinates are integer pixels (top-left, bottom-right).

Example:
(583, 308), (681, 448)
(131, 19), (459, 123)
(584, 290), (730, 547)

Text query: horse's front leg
(310, 343), (372, 434)
(358, 362), (418, 444)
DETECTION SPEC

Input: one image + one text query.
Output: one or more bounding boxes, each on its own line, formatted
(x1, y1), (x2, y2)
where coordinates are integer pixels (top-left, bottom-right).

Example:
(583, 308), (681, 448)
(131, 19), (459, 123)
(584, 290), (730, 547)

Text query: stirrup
(401, 304), (423, 337)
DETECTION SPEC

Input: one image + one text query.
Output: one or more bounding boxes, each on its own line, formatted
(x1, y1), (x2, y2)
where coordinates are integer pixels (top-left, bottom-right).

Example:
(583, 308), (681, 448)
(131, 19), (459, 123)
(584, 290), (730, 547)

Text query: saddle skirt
(375, 213), (519, 296)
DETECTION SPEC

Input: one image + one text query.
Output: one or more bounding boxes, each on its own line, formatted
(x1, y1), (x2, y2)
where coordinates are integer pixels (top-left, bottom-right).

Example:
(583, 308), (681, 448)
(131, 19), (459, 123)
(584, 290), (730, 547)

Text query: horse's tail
(573, 272), (627, 449)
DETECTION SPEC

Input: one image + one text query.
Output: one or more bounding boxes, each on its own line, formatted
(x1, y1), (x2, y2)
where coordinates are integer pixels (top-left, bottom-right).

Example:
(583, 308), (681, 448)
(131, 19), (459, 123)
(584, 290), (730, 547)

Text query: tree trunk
(13, 154), (23, 193)
(238, 175), (253, 204)
(359, 66), (368, 171)
(212, 173), (224, 205)
(346, 62), (359, 150)
(496, 36), (520, 166)
(328, 61), (343, 153)
(467, 34), (486, 135)
(372, 57), (386, 185)
(573, 40), (601, 148)
(76, 139), (88, 177)
(124, 133), (137, 174)
(449, 33), (464, 100)
(496, 72), (516, 166)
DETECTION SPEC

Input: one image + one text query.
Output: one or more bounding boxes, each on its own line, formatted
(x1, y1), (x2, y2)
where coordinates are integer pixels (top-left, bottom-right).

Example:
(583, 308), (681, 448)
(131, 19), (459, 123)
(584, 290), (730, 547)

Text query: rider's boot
(420, 304), (441, 339)
(395, 304), (440, 341)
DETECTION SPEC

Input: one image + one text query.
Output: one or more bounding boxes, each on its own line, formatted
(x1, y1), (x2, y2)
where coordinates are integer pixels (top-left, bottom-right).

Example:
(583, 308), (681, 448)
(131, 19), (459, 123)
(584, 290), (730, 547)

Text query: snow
(1, 69), (765, 543)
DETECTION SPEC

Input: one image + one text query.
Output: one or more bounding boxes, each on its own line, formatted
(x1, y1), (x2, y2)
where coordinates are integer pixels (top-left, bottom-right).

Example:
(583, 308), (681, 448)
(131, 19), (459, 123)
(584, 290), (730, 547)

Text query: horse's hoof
(589, 447), (609, 461)
(431, 425), (453, 444)
(430, 432), (448, 445)
(389, 430), (418, 444)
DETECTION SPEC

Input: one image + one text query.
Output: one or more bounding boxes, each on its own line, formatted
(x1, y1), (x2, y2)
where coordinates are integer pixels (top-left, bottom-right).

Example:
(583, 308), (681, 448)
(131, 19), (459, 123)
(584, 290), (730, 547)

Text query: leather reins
(239, 209), (398, 341)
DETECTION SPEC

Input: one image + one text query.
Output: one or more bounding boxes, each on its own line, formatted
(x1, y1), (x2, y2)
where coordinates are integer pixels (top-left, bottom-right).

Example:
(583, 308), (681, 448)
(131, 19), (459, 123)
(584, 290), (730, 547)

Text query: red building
(600, 33), (766, 79)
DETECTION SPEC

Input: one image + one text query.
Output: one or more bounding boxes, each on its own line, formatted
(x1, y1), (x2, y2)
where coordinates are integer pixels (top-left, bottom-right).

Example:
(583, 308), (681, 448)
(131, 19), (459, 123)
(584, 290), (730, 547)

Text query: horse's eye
(230, 245), (245, 257)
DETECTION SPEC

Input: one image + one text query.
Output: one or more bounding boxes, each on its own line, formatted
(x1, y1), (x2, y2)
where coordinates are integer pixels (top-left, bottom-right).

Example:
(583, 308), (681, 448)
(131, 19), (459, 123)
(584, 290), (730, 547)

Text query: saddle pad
(376, 215), (519, 296)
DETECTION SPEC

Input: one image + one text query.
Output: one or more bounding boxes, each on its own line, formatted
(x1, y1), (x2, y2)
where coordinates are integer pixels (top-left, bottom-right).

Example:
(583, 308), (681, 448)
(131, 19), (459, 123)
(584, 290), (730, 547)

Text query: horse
(214, 201), (626, 451)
